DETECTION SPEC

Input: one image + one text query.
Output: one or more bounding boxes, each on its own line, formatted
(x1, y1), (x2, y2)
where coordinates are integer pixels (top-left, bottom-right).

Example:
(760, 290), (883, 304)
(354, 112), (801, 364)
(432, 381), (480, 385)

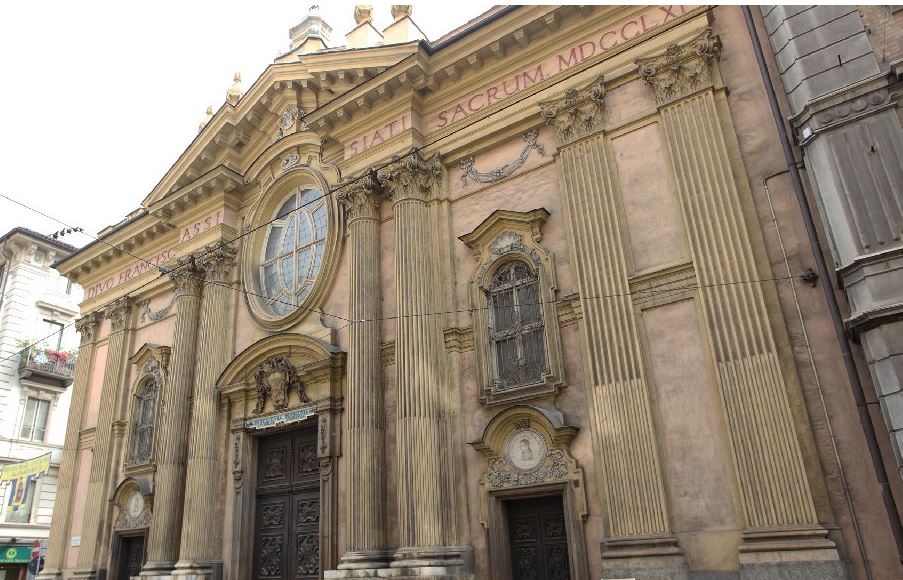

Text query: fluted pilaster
(377, 152), (467, 567)
(540, 80), (676, 553)
(142, 256), (205, 577)
(336, 173), (390, 569)
(637, 30), (820, 533)
(38, 312), (102, 580)
(174, 245), (237, 576)
(73, 298), (132, 579)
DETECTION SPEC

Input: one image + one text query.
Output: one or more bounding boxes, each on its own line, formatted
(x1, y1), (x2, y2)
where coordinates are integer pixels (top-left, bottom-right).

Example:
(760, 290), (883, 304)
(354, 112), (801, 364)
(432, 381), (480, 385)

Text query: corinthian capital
(168, 254), (206, 297)
(74, 311), (102, 344)
(376, 150), (443, 203)
(102, 296), (133, 333)
(539, 76), (606, 147)
(337, 170), (384, 222)
(197, 244), (238, 283)
(636, 28), (721, 107)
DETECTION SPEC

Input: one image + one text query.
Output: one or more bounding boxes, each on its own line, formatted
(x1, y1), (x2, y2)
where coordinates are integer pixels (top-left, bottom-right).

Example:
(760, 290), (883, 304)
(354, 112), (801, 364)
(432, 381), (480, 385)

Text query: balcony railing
(17, 346), (77, 384)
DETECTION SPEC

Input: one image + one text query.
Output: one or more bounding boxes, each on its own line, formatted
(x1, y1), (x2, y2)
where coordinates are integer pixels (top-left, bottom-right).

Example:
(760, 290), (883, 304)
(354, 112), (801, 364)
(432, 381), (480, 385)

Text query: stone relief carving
(74, 311), (102, 344)
(281, 151), (301, 171)
(336, 170), (384, 221)
(253, 354), (309, 414)
(636, 28), (721, 106)
(140, 296), (175, 323)
(539, 76), (606, 146)
(486, 449), (568, 488)
(377, 150), (443, 203)
(102, 296), (133, 332)
(459, 129), (546, 187)
(113, 489), (150, 530)
(167, 255), (205, 297)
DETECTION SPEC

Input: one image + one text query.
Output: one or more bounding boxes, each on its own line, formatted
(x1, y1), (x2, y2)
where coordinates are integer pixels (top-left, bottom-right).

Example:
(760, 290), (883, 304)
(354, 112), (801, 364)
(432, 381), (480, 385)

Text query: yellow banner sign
(1, 453), (50, 483)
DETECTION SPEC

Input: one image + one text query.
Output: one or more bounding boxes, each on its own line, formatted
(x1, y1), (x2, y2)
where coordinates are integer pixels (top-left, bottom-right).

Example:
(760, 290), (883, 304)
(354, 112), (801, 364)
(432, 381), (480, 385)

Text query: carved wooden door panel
(506, 495), (570, 580)
(113, 534), (145, 580)
(254, 429), (320, 580)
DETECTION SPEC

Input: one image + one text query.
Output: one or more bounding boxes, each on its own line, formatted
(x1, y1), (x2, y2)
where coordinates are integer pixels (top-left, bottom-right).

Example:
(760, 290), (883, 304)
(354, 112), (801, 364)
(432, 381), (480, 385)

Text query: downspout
(742, 5), (903, 563)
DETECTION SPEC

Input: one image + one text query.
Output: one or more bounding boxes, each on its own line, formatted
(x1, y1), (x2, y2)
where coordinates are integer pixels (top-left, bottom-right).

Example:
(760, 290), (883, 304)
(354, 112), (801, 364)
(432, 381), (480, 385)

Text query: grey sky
(0, 1), (494, 248)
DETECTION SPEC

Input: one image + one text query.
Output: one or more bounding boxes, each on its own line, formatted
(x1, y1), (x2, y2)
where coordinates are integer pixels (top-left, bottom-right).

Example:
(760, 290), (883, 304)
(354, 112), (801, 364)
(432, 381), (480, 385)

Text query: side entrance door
(253, 428), (320, 580)
(506, 495), (571, 580)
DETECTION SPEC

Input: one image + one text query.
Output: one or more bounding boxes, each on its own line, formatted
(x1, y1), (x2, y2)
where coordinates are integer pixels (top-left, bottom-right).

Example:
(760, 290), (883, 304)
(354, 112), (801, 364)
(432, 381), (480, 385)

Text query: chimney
(289, 5), (332, 54)
(346, 5), (383, 49)
(382, 5), (425, 45)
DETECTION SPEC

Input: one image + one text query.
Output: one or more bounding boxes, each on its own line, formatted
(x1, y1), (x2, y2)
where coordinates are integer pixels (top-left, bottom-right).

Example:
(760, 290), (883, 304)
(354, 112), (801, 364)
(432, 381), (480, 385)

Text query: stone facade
(38, 5), (903, 580)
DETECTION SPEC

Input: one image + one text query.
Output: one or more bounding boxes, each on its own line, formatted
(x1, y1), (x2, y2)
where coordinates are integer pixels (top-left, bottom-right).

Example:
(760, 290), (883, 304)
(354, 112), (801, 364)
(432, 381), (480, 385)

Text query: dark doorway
(506, 495), (570, 580)
(253, 428), (320, 580)
(111, 532), (145, 580)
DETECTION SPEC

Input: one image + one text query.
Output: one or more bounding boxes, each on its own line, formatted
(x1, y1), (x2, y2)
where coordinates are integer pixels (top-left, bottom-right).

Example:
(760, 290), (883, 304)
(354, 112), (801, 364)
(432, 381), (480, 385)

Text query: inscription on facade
(344, 112), (414, 158)
(85, 209), (232, 299)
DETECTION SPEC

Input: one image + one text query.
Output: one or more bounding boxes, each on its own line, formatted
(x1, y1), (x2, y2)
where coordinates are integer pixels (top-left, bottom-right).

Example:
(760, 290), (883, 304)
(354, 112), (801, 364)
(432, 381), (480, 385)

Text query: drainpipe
(742, 4), (903, 563)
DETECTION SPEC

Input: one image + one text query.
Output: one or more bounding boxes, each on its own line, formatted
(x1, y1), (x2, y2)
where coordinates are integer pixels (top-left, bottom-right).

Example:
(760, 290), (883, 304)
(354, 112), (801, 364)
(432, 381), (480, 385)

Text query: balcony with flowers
(17, 342), (78, 388)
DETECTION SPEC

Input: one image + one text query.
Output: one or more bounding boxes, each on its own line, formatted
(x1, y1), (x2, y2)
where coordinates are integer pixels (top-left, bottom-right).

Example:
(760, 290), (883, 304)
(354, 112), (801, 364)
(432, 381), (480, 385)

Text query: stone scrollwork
(74, 311), (102, 344)
(376, 150), (443, 203)
(167, 254), (205, 297)
(336, 170), (384, 222)
(459, 130), (547, 187)
(636, 27), (722, 106)
(486, 449), (568, 488)
(539, 76), (606, 147)
(197, 243), (238, 282)
(281, 151), (301, 171)
(102, 296), (133, 333)
(253, 354), (309, 414)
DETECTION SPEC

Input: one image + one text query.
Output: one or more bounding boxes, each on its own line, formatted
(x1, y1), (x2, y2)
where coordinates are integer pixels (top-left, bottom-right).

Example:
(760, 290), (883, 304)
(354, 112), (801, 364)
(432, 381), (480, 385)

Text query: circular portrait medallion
(506, 428), (547, 472)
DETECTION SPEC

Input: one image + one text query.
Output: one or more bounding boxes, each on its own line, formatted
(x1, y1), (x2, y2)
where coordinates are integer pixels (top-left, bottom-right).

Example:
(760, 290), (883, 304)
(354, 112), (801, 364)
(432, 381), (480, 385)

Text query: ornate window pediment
(460, 208), (566, 405)
(125, 344), (169, 470)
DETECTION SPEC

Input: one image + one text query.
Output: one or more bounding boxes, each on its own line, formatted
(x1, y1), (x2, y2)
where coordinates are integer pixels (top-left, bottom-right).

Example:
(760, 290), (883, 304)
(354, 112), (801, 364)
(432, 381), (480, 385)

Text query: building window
(128, 378), (158, 465)
(260, 187), (328, 316)
(20, 398), (50, 441)
(43, 319), (64, 350)
(487, 261), (546, 388)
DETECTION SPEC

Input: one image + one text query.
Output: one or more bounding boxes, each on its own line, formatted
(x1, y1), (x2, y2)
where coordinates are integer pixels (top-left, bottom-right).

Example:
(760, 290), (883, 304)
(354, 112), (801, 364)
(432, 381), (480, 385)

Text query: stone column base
(139, 560), (178, 580)
(601, 535), (688, 580)
(35, 569), (63, 580)
(69, 567), (106, 580)
(738, 527), (847, 579)
(170, 559), (223, 580)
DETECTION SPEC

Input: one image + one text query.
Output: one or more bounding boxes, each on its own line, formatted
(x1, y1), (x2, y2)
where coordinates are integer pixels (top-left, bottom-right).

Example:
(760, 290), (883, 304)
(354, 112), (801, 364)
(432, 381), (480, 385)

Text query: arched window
(128, 377), (158, 465)
(260, 187), (328, 316)
(487, 260), (546, 388)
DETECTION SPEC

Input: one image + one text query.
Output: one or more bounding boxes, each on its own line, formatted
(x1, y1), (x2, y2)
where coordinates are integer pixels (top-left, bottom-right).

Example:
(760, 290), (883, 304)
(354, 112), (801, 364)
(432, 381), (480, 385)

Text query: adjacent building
(35, 5), (903, 580)
(0, 228), (84, 579)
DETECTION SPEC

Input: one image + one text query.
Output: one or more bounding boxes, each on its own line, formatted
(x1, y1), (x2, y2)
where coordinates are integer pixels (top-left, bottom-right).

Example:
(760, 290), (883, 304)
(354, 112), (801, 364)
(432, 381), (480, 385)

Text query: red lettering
(371, 130), (384, 145)
(468, 93), (485, 112)
(387, 119), (400, 137)
(578, 41), (596, 62)
(450, 104), (468, 123)
(640, 14), (656, 33)
(347, 140), (359, 156)
(502, 76), (520, 97)
(522, 65), (544, 88)
(486, 86), (501, 104)
(600, 31), (618, 51)
(557, 48), (579, 72)
(402, 114), (410, 131)
(659, 5), (678, 21)
(435, 111), (448, 129)
(620, 20), (639, 41)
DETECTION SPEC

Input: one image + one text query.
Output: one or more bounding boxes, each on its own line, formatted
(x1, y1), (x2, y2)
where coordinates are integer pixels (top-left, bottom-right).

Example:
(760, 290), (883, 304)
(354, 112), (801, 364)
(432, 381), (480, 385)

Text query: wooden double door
(254, 428), (321, 580)
(506, 495), (571, 580)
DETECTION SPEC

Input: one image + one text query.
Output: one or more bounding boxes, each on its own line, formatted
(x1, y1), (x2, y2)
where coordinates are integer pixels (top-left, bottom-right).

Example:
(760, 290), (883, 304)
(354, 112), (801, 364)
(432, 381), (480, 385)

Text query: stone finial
(290, 5), (332, 52)
(226, 73), (243, 106)
(199, 105), (213, 132)
(391, 5), (412, 20)
(354, 5), (374, 25)
(539, 76), (606, 147)
(635, 28), (721, 107)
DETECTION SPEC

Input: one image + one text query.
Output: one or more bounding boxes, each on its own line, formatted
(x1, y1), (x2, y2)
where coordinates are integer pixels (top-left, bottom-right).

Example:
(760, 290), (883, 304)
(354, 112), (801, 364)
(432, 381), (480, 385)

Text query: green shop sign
(0, 546), (30, 563)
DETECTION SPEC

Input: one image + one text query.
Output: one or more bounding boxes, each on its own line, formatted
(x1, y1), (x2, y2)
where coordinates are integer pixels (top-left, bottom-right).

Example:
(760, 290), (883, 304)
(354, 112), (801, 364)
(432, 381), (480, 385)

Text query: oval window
(259, 187), (328, 316)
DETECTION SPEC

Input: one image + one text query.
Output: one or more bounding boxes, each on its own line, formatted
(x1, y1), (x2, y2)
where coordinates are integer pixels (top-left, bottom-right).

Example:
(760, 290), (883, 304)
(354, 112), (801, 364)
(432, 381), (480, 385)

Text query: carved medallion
(253, 354), (309, 414)
(506, 428), (547, 472)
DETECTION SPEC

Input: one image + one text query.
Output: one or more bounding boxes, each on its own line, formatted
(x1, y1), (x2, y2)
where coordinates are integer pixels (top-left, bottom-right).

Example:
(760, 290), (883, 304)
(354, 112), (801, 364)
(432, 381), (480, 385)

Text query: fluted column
(335, 174), (390, 570)
(540, 77), (681, 575)
(173, 245), (237, 577)
(141, 256), (205, 578)
(637, 30), (837, 570)
(72, 298), (132, 580)
(37, 312), (101, 580)
(377, 152), (468, 571)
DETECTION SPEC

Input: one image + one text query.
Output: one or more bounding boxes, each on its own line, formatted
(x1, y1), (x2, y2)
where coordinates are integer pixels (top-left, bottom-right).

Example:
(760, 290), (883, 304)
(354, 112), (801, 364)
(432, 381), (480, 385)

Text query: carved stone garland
(253, 354), (309, 414)
(459, 130), (546, 187)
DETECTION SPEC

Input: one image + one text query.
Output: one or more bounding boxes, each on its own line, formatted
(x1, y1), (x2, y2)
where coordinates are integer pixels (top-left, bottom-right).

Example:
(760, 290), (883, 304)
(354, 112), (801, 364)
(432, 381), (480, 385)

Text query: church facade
(38, 5), (903, 580)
